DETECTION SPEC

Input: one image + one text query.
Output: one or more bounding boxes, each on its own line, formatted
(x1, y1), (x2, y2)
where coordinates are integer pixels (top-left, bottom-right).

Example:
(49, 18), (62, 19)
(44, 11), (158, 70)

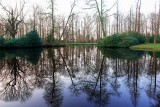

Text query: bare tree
(116, 1), (119, 33)
(86, 0), (118, 37)
(137, 0), (141, 35)
(135, 0), (141, 35)
(49, 0), (55, 38)
(129, 8), (132, 32)
(0, 0), (26, 38)
(32, 4), (40, 30)
(154, 3), (160, 43)
(59, 0), (76, 40)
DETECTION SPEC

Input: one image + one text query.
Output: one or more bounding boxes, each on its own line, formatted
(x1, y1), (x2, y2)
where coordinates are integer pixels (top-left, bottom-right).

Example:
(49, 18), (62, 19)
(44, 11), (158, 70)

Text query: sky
(0, 0), (159, 16)
(33, 0), (158, 15)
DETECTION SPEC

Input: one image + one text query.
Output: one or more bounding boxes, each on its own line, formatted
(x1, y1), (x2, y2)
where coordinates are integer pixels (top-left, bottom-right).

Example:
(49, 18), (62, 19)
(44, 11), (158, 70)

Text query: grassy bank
(67, 43), (97, 46)
(130, 43), (160, 51)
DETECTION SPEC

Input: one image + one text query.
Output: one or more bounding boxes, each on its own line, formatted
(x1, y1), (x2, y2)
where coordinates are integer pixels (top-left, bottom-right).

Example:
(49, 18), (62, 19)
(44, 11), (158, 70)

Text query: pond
(0, 46), (160, 107)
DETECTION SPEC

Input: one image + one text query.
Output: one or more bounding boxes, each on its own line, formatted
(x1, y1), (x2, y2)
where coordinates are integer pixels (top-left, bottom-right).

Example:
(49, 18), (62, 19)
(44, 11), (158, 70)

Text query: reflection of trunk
(9, 57), (23, 86)
(47, 49), (63, 107)
(92, 56), (105, 98)
(58, 49), (75, 85)
(84, 47), (86, 67)
(8, 58), (17, 86)
(133, 60), (139, 106)
(43, 49), (61, 107)
(127, 61), (130, 82)
(50, 50), (56, 99)
(99, 56), (104, 102)
(72, 47), (74, 66)
(152, 52), (157, 93)
(116, 59), (118, 73)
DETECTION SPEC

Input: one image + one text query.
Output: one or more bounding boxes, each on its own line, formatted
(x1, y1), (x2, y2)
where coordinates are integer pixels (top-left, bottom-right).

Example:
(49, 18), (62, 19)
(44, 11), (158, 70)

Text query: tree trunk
(137, 0), (141, 35)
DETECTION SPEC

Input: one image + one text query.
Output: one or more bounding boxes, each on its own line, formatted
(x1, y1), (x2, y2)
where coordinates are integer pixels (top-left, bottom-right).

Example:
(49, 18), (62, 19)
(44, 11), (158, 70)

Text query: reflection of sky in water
(60, 74), (160, 107)
(108, 77), (154, 107)
(0, 47), (159, 107)
(61, 76), (95, 107)
(1, 76), (158, 107)
(60, 72), (160, 107)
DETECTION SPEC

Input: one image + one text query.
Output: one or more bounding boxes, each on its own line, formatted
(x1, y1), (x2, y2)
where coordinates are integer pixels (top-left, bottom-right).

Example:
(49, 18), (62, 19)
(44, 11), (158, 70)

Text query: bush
(134, 35), (146, 43)
(157, 36), (160, 43)
(149, 35), (160, 43)
(127, 32), (146, 43)
(4, 39), (17, 47)
(46, 34), (55, 44)
(118, 37), (139, 47)
(0, 35), (5, 46)
(4, 30), (42, 48)
(24, 30), (42, 47)
(98, 33), (140, 48)
(149, 35), (154, 43)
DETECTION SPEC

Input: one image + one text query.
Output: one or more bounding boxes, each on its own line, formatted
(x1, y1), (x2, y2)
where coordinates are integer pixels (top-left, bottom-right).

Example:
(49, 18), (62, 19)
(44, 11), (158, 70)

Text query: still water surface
(0, 47), (160, 107)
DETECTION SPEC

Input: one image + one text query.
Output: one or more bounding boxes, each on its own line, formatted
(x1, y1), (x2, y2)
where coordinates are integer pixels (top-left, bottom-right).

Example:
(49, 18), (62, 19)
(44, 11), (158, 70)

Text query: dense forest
(0, 0), (159, 44)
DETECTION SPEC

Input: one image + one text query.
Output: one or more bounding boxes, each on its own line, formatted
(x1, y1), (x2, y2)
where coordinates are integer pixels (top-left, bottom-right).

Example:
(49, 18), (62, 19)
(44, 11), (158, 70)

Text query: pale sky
(0, 0), (159, 16)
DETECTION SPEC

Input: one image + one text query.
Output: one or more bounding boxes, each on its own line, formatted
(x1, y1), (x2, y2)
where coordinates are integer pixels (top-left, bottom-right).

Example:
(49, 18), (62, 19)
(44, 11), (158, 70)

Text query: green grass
(66, 43), (97, 46)
(130, 43), (160, 51)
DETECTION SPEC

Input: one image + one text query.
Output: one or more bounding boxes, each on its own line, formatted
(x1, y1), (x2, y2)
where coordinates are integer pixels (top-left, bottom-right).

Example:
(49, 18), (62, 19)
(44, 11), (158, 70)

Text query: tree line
(0, 0), (159, 43)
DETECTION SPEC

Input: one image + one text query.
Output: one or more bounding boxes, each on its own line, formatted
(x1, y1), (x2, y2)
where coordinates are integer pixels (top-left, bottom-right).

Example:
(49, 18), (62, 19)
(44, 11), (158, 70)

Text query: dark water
(0, 46), (160, 107)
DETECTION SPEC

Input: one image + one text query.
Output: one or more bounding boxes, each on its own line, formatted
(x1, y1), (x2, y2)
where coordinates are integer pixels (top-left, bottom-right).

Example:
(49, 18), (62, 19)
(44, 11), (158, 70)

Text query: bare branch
(106, 13), (117, 17)
(0, 0), (27, 38)
(83, 6), (97, 10)
(59, 0), (76, 40)
(104, 0), (118, 13)
(0, 2), (11, 14)
(15, 0), (26, 20)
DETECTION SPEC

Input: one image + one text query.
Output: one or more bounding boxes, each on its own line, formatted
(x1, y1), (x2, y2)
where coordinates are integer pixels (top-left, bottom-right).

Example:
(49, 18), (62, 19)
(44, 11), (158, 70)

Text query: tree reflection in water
(145, 52), (160, 107)
(0, 47), (160, 107)
(65, 47), (160, 106)
(0, 57), (33, 102)
(65, 47), (121, 106)
(0, 49), (42, 102)
(43, 48), (63, 107)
